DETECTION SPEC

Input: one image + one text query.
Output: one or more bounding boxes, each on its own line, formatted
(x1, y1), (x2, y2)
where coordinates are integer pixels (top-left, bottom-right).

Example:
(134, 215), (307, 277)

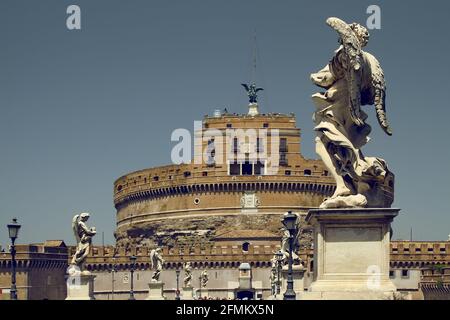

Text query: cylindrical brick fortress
(113, 111), (393, 247)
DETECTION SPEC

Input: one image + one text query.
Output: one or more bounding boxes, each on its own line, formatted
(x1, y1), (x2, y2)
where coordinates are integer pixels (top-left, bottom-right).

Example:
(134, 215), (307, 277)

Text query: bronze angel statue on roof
(242, 83), (263, 103)
(311, 17), (394, 209)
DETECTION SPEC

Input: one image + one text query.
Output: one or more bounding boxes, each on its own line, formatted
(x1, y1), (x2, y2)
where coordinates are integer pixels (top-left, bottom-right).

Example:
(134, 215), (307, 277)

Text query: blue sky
(1, 0), (449, 246)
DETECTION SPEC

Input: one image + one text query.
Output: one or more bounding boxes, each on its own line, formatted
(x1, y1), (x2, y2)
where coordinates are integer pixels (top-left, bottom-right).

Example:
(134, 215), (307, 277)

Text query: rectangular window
(256, 138), (264, 153)
(280, 153), (288, 166)
(389, 270), (395, 278)
(242, 161), (253, 175)
(254, 161), (264, 175)
(279, 138), (288, 152)
(232, 137), (239, 153)
(401, 270), (409, 278)
(229, 163), (240, 175)
(207, 139), (215, 166)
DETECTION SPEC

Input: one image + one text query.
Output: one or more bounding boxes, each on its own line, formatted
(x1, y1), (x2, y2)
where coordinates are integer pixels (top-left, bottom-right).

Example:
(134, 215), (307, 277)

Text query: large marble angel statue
(150, 247), (164, 282)
(311, 17), (394, 209)
(70, 213), (96, 272)
(183, 262), (193, 287)
(200, 270), (209, 288)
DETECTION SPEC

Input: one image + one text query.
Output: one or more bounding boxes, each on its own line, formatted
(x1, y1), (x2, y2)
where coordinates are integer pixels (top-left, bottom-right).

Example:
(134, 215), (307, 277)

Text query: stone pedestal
(305, 208), (399, 300)
(145, 281), (165, 300)
(248, 103), (259, 116)
(197, 288), (209, 299)
(182, 286), (194, 300)
(66, 273), (96, 300)
(281, 264), (306, 298)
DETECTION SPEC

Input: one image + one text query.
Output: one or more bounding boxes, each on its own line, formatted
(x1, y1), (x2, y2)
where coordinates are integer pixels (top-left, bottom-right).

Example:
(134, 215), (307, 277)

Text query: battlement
(0, 241), (68, 270)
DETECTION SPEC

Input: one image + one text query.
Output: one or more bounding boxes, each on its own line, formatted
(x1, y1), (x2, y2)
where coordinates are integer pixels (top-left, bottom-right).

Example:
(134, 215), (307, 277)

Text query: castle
(0, 97), (447, 300)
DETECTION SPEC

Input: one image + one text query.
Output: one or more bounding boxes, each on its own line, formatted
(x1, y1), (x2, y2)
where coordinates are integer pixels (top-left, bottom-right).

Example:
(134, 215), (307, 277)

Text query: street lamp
(128, 255), (137, 300)
(275, 250), (284, 296)
(111, 256), (116, 300)
(282, 211), (297, 300)
(7, 218), (21, 300)
(175, 268), (181, 300)
(198, 275), (202, 299)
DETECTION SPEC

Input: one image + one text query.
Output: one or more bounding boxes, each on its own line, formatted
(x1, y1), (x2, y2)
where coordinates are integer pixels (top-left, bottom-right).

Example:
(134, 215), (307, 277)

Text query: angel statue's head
(350, 23), (370, 47)
(80, 212), (90, 221)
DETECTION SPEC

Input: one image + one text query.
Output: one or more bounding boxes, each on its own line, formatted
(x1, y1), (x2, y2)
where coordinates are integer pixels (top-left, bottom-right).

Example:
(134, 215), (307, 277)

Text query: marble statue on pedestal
(280, 213), (303, 266)
(311, 17), (394, 209)
(66, 213), (97, 300)
(200, 270), (209, 288)
(70, 213), (96, 274)
(269, 255), (277, 295)
(150, 248), (164, 282)
(183, 262), (193, 287)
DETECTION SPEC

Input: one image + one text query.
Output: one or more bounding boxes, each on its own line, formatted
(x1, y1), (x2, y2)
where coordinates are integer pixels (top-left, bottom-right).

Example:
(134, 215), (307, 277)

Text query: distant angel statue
(150, 247), (164, 282)
(183, 262), (193, 287)
(311, 17), (394, 209)
(241, 83), (264, 103)
(280, 215), (302, 266)
(70, 212), (96, 272)
(200, 270), (209, 288)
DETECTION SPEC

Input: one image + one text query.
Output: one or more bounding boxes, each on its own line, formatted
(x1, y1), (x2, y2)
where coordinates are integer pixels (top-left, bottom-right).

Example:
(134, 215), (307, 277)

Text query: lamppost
(111, 256), (116, 300)
(175, 269), (181, 300)
(7, 218), (21, 300)
(128, 255), (137, 300)
(275, 250), (284, 296)
(198, 275), (202, 299)
(282, 211), (297, 300)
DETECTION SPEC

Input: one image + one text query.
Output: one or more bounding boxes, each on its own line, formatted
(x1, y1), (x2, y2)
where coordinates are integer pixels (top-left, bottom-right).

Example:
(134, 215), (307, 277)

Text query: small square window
(389, 270), (395, 278)
(285, 170), (291, 176)
(263, 123), (269, 128)
(401, 270), (409, 278)
(226, 123), (232, 128)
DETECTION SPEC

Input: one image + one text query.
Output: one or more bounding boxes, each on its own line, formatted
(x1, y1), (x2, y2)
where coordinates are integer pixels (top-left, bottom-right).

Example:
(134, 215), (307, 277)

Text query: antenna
(252, 28), (257, 84)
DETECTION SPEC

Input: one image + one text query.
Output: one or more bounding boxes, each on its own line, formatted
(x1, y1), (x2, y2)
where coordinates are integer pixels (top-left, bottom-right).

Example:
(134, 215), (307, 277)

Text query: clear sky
(1, 0), (449, 247)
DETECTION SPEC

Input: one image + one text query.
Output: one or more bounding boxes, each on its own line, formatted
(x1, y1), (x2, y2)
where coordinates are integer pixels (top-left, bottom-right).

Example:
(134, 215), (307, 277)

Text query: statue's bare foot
(331, 185), (352, 199)
(320, 194), (367, 209)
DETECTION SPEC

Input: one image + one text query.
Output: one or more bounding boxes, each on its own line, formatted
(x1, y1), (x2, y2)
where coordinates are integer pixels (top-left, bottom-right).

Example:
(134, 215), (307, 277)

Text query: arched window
(242, 242), (250, 252)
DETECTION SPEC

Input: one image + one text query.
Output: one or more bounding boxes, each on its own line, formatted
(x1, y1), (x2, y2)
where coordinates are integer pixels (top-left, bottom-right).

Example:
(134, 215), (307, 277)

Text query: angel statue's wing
(150, 249), (156, 269)
(256, 88), (264, 92)
(366, 53), (393, 136)
(326, 17), (364, 127)
(71, 214), (81, 244)
(241, 84), (249, 92)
